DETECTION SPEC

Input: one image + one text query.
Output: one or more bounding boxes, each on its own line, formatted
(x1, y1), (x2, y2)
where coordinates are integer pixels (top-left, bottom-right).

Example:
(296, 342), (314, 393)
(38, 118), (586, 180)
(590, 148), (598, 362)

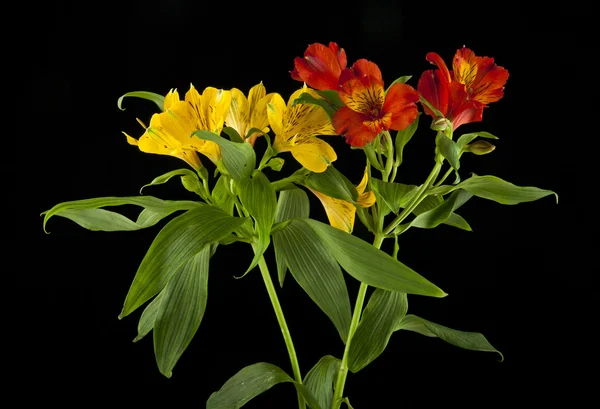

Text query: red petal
(471, 56), (509, 104)
(426, 52), (451, 83)
(332, 106), (380, 147)
(292, 43), (345, 90)
(446, 82), (484, 130)
(350, 59), (383, 82)
(382, 83), (419, 131)
(328, 42), (347, 71)
(417, 69), (449, 118)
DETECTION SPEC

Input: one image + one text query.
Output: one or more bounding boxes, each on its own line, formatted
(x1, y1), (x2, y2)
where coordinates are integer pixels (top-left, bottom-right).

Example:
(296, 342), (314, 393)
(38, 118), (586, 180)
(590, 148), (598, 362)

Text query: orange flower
(418, 47), (509, 130)
(332, 59), (419, 147)
(291, 42), (347, 91)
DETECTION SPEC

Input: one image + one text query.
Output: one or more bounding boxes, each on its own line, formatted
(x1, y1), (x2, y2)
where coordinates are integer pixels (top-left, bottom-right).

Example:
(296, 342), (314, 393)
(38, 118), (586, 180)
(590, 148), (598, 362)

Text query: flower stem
(256, 252), (305, 409)
(331, 233), (385, 409)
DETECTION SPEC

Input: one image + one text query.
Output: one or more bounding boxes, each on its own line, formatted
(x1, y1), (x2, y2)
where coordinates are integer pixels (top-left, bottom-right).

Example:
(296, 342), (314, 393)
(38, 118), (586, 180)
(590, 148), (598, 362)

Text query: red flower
(332, 59), (419, 147)
(418, 47), (509, 130)
(291, 42), (347, 91)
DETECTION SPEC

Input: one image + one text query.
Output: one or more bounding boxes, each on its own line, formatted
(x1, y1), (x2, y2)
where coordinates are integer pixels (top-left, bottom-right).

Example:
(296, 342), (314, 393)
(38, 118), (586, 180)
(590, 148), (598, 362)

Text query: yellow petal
(357, 191), (376, 208)
(290, 137), (337, 173)
(247, 82), (267, 113)
(124, 132), (139, 146)
(309, 188), (356, 233)
(225, 88), (250, 138)
(268, 93), (286, 143)
(249, 92), (274, 137)
(283, 86), (336, 139)
(199, 87), (231, 134)
(164, 89), (180, 111)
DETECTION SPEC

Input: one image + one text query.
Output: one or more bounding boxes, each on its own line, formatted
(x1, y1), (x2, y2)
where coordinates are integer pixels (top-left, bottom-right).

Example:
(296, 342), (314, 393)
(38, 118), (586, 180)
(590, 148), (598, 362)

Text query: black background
(20, 1), (582, 407)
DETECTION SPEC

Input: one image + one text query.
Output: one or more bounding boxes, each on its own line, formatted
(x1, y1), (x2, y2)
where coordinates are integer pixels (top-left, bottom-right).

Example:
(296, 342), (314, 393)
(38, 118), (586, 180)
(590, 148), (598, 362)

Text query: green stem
(382, 131), (395, 183)
(433, 167), (453, 188)
(256, 253), (305, 409)
(331, 233), (385, 409)
(382, 160), (442, 236)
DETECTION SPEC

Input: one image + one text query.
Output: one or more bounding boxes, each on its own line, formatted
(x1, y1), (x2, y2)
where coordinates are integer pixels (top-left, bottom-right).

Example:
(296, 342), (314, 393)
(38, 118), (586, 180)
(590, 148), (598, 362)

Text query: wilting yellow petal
(268, 93), (286, 141)
(355, 168), (376, 207)
(290, 137), (337, 173)
(309, 188), (356, 233)
(164, 89), (180, 111)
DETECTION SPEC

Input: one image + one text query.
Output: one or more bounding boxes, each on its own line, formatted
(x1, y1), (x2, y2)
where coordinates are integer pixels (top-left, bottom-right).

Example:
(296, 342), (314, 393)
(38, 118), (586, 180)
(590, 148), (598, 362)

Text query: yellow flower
(225, 82), (273, 145)
(309, 168), (376, 233)
(124, 85), (231, 169)
(267, 85), (337, 173)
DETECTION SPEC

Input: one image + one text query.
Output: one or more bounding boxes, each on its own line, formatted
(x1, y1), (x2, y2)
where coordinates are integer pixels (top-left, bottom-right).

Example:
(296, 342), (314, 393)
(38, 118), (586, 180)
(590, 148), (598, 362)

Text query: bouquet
(41, 42), (557, 408)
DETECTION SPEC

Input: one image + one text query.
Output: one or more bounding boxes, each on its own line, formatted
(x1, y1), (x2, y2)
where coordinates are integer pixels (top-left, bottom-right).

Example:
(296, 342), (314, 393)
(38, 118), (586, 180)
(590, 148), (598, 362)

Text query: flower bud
(465, 140), (496, 155)
(431, 116), (451, 131)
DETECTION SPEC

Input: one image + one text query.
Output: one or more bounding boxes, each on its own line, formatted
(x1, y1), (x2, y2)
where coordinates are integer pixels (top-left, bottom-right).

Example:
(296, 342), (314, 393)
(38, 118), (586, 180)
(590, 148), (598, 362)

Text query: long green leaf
(348, 289), (407, 372)
(304, 355), (341, 409)
(293, 92), (337, 120)
(394, 113), (420, 167)
(212, 176), (235, 216)
(436, 132), (460, 171)
(193, 130), (256, 181)
(133, 290), (164, 343)
(206, 362), (322, 409)
(428, 175), (558, 205)
(154, 246), (211, 378)
(385, 75), (412, 94)
(273, 188), (310, 286)
(140, 169), (198, 193)
(117, 91), (165, 111)
(41, 196), (202, 233)
(238, 170), (277, 275)
(119, 205), (246, 318)
(273, 221), (351, 342)
(395, 314), (503, 360)
(299, 219), (446, 297)
(410, 190), (473, 229)
(305, 165), (357, 202)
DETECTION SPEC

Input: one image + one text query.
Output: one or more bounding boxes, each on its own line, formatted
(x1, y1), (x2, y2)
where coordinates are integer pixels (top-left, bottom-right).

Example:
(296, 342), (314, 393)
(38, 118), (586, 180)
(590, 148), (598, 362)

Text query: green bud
(431, 116), (452, 131)
(465, 140), (496, 155)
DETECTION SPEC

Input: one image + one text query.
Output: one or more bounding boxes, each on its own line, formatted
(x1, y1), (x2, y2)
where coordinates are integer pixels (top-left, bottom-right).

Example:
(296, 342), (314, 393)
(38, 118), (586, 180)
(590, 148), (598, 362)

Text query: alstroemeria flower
(290, 42), (347, 91)
(417, 47), (509, 130)
(332, 59), (419, 148)
(225, 82), (274, 145)
(309, 168), (376, 233)
(267, 85), (337, 173)
(124, 85), (231, 169)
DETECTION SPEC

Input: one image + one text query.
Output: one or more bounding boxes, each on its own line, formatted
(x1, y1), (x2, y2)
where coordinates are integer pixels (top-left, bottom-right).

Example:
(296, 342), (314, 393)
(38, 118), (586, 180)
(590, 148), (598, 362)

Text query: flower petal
(471, 56), (509, 104)
(163, 89), (180, 111)
(452, 47), (478, 87)
(332, 106), (380, 147)
(309, 188), (356, 233)
(338, 76), (385, 114)
(425, 52), (451, 83)
(225, 88), (250, 138)
(267, 93), (286, 144)
(417, 69), (449, 118)
(283, 87), (336, 138)
(290, 137), (337, 173)
(292, 43), (345, 90)
(446, 82), (484, 130)
(382, 83), (419, 131)
(355, 169), (376, 208)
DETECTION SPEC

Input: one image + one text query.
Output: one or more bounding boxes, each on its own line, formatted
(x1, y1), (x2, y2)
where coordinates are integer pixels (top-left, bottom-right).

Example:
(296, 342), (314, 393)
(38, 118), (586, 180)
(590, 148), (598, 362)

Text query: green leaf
(119, 205), (247, 318)
(428, 175), (558, 205)
(117, 91), (165, 111)
(41, 196), (201, 233)
(272, 220), (351, 342)
(140, 169), (197, 193)
(222, 126), (244, 143)
(212, 176), (235, 216)
(293, 92), (337, 120)
(315, 89), (344, 109)
(298, 219), (446, 297)
(436, 132), (460, 171)
(456, 131), (499, 152)
(193, 130), (256, 181)
(238, 170), (278, 275)
(385, 75), (412, 94)
(273, 188), (310, 286)
(444, 213), (472, 231)
(411, 190), (473, 229)
(370, 179), (418, 216)
(265, 157), (285, 171)
(363, 143), (384, 171)
(348, 289), (408, 372)
(304, 355), (341, 409)
(206, 362), (322, 409)
(396, 314), (503, 360)
(133, 290), (164, 343)
(154, 246), (210, 378)
(394, 112), (420, 167)
(305, 165), (357, 202)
